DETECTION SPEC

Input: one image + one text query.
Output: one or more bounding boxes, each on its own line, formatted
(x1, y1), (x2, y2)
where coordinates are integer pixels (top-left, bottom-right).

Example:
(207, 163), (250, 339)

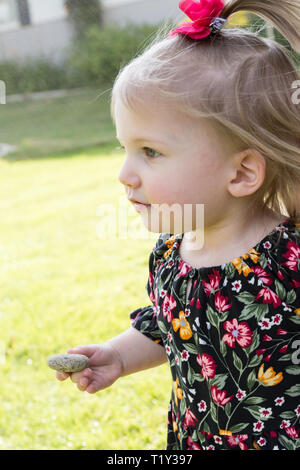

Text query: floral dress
(129, 219), (300, 450)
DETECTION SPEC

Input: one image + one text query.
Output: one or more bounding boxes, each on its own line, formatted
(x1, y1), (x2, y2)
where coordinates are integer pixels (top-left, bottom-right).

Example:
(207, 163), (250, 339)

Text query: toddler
(56, 0), (300, 450)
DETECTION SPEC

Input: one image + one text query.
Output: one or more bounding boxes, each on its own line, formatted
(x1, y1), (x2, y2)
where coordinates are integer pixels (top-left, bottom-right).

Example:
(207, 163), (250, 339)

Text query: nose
(118, 157), (141, 189)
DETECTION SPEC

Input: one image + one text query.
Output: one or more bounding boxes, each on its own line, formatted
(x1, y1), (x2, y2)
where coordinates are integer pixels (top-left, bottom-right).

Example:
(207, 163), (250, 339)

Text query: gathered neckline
(169, 218), (295, 276)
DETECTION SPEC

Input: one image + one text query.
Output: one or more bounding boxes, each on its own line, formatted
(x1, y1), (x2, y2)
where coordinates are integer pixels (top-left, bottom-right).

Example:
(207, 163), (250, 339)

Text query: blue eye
(143, 147), (161, 159)
(116, 145), (161, 159)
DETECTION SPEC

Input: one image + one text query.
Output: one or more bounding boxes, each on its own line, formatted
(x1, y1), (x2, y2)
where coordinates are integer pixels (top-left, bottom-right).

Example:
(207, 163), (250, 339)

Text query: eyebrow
(116, 135), (169, 145)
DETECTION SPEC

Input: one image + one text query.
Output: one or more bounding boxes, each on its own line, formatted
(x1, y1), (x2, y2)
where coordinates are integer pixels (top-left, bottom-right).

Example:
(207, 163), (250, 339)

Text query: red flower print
(258, 317), (273, 330)
(277, 270), (284, 281)
(251, 266), (273, 285)
(256, 349), (266, 356)
(271, 314), (282, 325)
(178, 260), (193, 278)
(203, 269), (221, 295)
(280, 420), (291, 429)
(162, 293), (176, 322)
(255, 287), (282, 308)
(279, 345), (288, 353)
(181, 350), (189, 361)
(274, 397), (285, 407)
(184, 409), (199, 429)
(197, 353), (217, 380)
(214, 291), (232, 312)
(225, 434), (248, 450)
(277, 328), (288, 335)
(281, 240), (300, 272)
(291, 279), (300, 288)
(148, 271), (155, 303)
(263, 354), (272, 362)
(186, 436), (201, 450)
(190, 297), (202, 309)
(257, 437), (266, 447)
(263, 334), (272, 342)
(222, 318), (253, 348)
(285, 426), (299, 439)
(198, 400), (207, 412)
(253, 420), (264, 432)
(211, 385), (233, 406)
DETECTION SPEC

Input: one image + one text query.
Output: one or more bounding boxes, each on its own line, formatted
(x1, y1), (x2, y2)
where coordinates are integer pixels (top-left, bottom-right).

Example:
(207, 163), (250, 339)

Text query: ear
(227, 149), (266, 198)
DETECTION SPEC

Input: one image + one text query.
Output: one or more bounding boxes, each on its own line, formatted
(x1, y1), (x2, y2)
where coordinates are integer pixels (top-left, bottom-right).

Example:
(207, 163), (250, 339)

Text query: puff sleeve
(129, 234), (171, 346)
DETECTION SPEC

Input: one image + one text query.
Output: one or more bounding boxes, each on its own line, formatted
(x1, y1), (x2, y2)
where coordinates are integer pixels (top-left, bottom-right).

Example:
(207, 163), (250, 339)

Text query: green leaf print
(239, 303), (269, 322)
(244, 396), (266, 405)
(278, 434), (296, 450)
(157, 320), (168, 334)
(224, 262), (235, 279)
(206, 304), (219, 329)
(280, 410), (295, 419)
(248, 354), (263, 368)
(237, 291), (256, 304)
(220, 339), (227, 356)
(232, 351), (243, 372)
(184, 343), (199, 355)
(247, 369), (257, 390)
(229, 422), (249, 434)
(285, 365), (300, 375)
(246, 329), (260, 354)
(210, 401), (218, 424)
(278, 354), (292, 361)
(285, 384), (300, 397)
(274, 279), (286, 301)
(290, 316), (300, 325)
(258, 253), (268, 269)
(224, 401), (231, 418)
(286, 289), (297, 305)
(246, 405), (264, 421)
(210, 373), (228, 389)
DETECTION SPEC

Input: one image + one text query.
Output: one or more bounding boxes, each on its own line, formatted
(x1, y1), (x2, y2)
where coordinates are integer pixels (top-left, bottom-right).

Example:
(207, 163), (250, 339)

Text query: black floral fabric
(130, 219), (300, 450)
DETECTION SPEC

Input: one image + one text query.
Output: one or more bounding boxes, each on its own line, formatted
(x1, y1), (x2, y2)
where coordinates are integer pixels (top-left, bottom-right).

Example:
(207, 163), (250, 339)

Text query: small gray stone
(47, 353), (90, 372)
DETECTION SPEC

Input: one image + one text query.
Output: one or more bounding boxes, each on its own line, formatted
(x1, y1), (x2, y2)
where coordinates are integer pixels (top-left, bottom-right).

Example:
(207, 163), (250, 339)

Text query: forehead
(114, 95), (199, 144)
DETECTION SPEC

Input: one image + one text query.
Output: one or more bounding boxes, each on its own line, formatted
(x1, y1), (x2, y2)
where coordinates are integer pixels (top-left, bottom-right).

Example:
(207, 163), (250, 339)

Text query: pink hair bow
(169, 0), (226, 40)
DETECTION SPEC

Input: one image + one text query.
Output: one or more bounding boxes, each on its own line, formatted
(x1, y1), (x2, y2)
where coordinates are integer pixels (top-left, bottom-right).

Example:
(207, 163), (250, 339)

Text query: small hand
(56, 344), (123, 394)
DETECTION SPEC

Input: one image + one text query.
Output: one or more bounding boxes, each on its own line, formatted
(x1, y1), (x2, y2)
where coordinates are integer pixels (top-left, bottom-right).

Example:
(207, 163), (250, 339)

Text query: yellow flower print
(173, 378), (183, 407)
(219, 429), (233, 436)
(232, 257), (253, 277)
(257, 363), (283, 386)
(164, 235), (176, 259)
(172, 311), (193, 340)
(242, 248), (261, 264)
(232, 248), (261, 277)
(295, 308), (300, 317)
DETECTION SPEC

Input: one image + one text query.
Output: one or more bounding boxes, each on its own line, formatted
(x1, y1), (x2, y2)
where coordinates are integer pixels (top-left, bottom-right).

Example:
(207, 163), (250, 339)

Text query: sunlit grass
(0, 148), (170, 450)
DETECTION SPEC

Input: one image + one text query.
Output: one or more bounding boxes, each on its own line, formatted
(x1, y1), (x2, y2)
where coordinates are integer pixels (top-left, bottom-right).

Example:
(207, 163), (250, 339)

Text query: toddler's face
(115, 97), (235, 234)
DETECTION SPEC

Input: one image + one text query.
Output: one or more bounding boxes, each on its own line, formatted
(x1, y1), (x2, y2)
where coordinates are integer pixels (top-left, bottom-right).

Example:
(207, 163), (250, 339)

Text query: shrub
(65, 22), (162, 88)
(0, 57), (67, 95)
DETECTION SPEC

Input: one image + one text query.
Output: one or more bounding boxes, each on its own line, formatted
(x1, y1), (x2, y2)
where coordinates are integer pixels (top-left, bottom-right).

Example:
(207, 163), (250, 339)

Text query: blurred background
(0, 0), (299, 450)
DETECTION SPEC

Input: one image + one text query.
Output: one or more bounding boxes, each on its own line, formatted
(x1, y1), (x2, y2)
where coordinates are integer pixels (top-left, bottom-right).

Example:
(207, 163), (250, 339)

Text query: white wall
(102, 0), (142, 6)
(28, 0), (67, 25)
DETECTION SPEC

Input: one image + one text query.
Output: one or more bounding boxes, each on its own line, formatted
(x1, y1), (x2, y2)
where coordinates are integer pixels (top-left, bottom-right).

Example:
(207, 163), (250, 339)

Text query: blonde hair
(110, 0), (300, 226)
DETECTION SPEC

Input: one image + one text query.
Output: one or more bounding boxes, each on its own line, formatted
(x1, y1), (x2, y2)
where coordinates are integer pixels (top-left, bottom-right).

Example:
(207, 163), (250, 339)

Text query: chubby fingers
(70, 368), (93, 391)
(56, 371), (70, 381)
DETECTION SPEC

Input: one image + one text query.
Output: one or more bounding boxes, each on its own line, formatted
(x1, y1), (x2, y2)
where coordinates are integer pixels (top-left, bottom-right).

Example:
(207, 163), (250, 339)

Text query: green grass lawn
(0, 88), (117, 160)
(0, 91), (171, 450)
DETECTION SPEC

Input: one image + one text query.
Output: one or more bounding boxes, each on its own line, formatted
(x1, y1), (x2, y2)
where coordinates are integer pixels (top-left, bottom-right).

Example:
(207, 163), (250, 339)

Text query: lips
(128, 198), (150, 206)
